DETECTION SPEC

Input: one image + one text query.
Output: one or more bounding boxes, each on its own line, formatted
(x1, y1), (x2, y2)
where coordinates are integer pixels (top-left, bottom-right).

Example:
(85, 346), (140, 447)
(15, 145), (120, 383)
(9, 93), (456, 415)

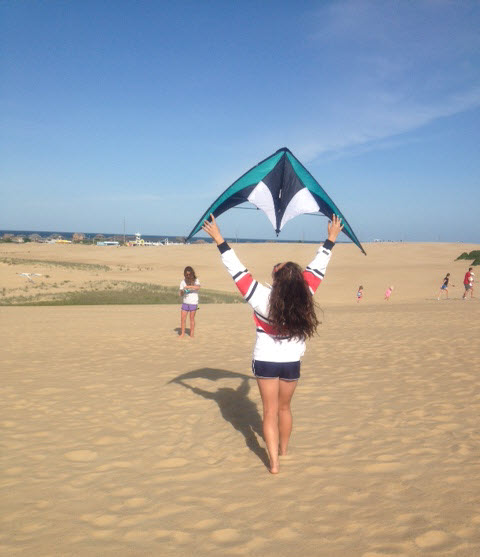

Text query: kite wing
(186, 147), (366, 254)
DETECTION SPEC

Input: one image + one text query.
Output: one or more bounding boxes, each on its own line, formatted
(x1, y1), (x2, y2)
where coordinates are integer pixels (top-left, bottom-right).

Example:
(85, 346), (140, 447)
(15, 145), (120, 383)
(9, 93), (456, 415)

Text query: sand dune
(1, 241), (479, 556)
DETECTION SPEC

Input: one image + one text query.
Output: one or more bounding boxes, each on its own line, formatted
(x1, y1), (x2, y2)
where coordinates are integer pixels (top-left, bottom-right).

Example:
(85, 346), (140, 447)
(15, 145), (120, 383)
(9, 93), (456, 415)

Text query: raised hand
(201, 214), (225, 245)
(327, 214), (344, 242)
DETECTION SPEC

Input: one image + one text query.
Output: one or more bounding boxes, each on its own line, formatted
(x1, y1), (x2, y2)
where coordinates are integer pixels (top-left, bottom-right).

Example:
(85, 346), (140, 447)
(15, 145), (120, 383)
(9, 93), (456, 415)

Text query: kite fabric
(186, 147), (366, 255)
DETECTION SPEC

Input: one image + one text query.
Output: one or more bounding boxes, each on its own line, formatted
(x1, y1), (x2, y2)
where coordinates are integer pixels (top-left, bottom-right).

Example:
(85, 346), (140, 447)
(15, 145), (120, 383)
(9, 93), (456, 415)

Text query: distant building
(47, 234), (63, 241)
(126, 232), (163, 246)
(28, 234), (43, 242)
(73, 233), (86, 242)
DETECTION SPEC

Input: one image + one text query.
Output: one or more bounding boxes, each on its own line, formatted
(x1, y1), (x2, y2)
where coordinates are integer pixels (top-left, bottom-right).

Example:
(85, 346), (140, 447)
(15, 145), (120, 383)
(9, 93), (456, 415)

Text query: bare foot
(269, 460), (279, 474)
(179, 334), (185, 339)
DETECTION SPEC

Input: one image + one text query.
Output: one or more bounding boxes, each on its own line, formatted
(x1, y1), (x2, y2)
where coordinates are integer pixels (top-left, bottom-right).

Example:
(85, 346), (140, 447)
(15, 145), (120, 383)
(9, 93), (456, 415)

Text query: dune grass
(0, 257), (110, 272)
(0, 281), (240, 306)
(456, 251), (480, 266)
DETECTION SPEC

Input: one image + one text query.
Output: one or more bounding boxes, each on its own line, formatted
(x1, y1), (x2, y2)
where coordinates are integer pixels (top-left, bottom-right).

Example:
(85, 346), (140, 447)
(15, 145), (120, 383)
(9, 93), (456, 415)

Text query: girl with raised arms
(202, 214), (343, 474)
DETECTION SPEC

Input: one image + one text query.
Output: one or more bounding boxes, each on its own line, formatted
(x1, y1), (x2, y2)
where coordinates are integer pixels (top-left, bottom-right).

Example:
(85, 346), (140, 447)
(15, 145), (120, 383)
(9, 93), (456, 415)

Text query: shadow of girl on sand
(169, 368), (269, 469)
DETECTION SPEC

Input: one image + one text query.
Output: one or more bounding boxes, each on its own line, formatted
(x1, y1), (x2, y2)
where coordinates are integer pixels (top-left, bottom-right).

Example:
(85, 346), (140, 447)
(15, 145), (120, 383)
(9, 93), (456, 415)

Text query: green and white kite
(186, 147), (366, 254)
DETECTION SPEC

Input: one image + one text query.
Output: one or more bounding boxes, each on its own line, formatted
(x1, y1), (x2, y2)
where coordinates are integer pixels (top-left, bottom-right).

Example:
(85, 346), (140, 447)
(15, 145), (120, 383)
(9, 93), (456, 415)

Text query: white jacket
(218, 240), (334, 362)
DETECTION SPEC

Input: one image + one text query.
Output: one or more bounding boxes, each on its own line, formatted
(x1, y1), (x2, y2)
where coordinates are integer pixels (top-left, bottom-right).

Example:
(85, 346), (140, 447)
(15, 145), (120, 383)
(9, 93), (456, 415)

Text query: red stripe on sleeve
(253, 314), (279, 335)
(303, 270), (322, 294)
(236, 274), (254, 297)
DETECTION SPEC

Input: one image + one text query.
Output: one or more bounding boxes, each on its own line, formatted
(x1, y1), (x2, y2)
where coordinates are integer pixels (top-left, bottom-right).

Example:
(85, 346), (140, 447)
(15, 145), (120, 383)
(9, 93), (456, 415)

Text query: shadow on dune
(174, 327), (191, 336)
(169, 368), (268, 469)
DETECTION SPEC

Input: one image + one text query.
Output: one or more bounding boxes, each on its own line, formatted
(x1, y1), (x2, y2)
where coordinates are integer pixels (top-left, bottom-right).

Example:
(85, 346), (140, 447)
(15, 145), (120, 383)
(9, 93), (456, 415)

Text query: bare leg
(189, 310), (196, 337)
(256, 379), (280, 473)
(278, 379), (298, 456)
(179, 309), (188, 338)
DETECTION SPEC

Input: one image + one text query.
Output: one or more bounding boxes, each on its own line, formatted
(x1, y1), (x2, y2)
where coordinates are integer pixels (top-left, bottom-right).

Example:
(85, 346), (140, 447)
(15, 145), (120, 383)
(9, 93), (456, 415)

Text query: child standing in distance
(462, 267), (474, 300)
(437, 273), (450, 300)
(202, 214), (343, 474)
(384, 285), (394, 301)
(179, 266), (200, 338)
(356, 285), (364, 303)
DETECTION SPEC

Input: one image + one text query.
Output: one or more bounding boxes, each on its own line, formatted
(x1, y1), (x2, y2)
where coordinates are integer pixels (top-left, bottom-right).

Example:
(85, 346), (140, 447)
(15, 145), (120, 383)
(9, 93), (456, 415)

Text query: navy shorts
(252, 360), (300, 381)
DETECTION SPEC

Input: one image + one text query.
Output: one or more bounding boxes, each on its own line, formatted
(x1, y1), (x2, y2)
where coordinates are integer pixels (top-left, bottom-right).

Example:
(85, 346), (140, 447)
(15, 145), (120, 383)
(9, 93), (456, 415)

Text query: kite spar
(186, 147), (366, 254)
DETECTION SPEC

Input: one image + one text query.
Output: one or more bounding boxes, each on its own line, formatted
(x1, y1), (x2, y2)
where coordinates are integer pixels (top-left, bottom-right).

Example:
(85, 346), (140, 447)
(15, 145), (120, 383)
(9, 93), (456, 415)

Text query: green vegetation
(0, 237), (31, 243)
(456, 250), (480, 266)
(0, 281), (240, 306)
(0, 257), (110, 272)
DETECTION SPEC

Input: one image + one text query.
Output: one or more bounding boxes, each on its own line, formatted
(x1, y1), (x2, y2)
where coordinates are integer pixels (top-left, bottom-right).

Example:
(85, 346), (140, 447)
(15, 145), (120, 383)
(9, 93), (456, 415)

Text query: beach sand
(1, 241), (479, 556)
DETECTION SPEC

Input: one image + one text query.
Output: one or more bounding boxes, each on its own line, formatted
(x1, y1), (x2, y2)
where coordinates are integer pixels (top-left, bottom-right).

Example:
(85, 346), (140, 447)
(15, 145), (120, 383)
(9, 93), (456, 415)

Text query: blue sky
(1, 0), (479, 242)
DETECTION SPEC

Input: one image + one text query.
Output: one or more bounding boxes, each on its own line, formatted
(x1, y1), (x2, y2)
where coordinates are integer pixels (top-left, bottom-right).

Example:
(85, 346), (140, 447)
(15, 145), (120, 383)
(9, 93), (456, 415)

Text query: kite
(186, 147), (366, 254)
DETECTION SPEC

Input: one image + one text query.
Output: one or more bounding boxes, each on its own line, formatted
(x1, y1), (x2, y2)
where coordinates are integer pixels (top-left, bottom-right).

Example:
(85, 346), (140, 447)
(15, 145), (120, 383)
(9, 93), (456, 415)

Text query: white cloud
(295, 0), (480, 162)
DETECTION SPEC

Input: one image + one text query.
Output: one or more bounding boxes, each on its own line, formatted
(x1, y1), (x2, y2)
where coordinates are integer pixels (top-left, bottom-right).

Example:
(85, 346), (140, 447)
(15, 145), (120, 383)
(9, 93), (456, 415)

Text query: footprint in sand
(376, 454), (397, 462)
(192, 518), (221, 530)
(91, 530), (114, 540)
(94, 436), (128, 446)
(112, 460), (133, 469)
(89, 515), (119, 527)
(346, 492), (370, 502)
(64, 450), (97, 462)
(123, 530), (152, 542)
(455, 526), (477, 538)
(364, 462), (404, 473)
(275, 527), (299, 541)
(4, 466), (26, 475)
(171, 531), (191, 544)
(112, 487), (137, 497)
(118, 516), (147, 527)
(395, 513), (428, 527)
(154, 529), (171, 539)
(20, 523), (46, 534)
(362, 548), (407, 557)
(211, 528), (241, 544)
(124, 497), (148, 509)
(415, 530), (451, 549)
(35, 387), (66, 395)
(224, 502), (256, 513)
(304, 465), (325, 474)
(155, 458), (188, 468)
(435, 423), (461, 432)
(35, 501), (52, 510)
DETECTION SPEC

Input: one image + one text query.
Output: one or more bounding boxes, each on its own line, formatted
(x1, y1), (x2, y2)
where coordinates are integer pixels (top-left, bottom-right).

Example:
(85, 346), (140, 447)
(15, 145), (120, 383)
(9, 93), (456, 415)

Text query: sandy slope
(0, 241), (478, 304)
(1, 242), (479, 556)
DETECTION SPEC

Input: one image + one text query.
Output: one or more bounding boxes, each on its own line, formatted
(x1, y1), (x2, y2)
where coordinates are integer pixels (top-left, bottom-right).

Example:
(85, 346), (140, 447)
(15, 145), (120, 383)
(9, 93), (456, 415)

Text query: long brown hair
(268, 262), (319, 341)
(183, 266), (197, 286)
